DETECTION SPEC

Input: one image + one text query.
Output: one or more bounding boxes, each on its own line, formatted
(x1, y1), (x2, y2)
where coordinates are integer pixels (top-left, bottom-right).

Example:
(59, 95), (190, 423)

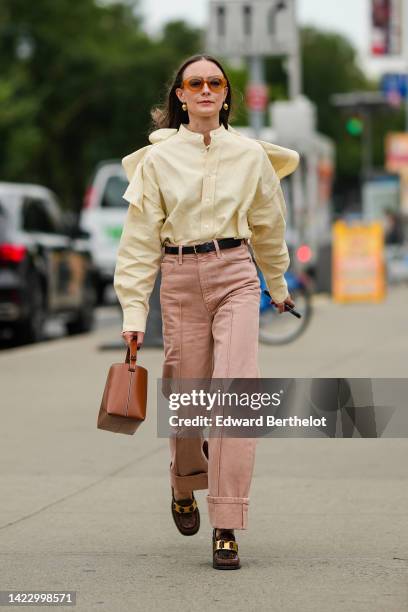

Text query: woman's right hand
(121, 331), (144, 349)
(270, 292), (295, 314)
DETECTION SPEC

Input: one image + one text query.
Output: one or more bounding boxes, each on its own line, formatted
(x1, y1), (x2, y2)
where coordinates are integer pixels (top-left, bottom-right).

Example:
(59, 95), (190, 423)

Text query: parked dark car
(0, 182), (96, 343)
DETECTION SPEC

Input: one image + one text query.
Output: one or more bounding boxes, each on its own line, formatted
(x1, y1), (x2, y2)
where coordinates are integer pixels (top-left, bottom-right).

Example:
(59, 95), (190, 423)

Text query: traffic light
(346, 115), (364, 136)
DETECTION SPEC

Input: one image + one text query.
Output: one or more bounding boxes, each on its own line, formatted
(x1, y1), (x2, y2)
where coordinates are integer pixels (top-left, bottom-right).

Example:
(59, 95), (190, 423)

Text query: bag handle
(125, 338), (138, 372)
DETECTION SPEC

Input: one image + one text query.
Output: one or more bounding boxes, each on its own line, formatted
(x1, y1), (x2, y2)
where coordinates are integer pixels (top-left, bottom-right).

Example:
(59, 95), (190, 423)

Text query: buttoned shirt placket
(200, 140), (221, 241)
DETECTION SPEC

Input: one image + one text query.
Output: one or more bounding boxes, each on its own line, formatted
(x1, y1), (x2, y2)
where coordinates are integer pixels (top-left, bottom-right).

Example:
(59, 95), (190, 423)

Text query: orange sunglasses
(181, 75), (228, 93)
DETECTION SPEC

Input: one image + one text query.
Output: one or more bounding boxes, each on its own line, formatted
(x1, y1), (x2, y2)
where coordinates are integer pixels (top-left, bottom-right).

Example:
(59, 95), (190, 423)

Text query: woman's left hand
(270, 292), (295, 314)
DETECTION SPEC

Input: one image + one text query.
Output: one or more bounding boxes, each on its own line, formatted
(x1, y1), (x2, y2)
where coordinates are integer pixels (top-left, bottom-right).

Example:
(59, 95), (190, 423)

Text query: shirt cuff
(121, 307), (148, 334)
(265, 277), (289, 304)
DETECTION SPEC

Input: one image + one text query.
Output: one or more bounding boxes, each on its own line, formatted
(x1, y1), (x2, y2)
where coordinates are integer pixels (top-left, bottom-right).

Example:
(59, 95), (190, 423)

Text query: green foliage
(0, 0), (196, 207)
(301, 27), (405, 182)
(301, 26), (372, 180)
(0, 4), (404, 208)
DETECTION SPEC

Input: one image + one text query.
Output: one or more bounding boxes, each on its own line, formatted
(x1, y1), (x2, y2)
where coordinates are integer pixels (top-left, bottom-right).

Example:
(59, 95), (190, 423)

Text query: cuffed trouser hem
(169, 469), (208, 491)
(206, 495), (249, 529)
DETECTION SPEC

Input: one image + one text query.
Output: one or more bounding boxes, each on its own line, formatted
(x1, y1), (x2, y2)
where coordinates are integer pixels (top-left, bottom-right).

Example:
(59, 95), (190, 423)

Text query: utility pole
(286, 0), (302, 99)
(247, 55), (266, 138)
(285, 0), (304, 240)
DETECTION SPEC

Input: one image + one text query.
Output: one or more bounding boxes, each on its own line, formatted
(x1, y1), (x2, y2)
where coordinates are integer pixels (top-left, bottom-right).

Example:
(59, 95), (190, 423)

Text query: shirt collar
(178, 123), (228, 144)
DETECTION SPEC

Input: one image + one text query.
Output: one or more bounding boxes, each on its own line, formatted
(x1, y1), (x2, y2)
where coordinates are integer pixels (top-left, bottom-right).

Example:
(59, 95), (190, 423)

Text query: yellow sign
(332, 221), (385, 302)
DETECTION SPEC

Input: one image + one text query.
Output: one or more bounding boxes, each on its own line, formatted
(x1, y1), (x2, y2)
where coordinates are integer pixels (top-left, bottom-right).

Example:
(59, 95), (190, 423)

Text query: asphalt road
(0, 287), (407, 611)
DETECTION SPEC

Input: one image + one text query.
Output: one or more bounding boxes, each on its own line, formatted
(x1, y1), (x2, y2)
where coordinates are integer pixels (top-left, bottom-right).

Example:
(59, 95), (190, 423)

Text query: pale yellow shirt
(114, 122), (299, 333)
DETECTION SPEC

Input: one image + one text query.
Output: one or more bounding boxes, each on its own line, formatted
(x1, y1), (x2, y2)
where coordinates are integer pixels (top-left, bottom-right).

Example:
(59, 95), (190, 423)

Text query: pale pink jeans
(160, 239), (260, 529)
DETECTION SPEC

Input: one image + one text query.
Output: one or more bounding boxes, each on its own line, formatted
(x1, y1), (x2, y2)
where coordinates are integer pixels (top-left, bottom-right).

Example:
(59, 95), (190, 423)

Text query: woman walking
(113, 54), (299, 569)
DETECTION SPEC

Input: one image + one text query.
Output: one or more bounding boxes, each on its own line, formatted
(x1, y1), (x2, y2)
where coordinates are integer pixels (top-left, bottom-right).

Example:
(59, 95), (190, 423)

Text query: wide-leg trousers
(159, 238), (261, 529)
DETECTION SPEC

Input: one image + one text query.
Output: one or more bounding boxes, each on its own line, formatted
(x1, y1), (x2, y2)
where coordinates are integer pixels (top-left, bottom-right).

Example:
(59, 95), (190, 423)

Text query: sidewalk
(0, 290), (407, 611)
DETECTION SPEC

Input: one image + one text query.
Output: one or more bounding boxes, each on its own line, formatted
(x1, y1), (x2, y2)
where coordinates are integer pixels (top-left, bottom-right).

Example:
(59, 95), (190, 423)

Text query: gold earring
(182, 102), (187, 111)
(223, 102), (229, 110)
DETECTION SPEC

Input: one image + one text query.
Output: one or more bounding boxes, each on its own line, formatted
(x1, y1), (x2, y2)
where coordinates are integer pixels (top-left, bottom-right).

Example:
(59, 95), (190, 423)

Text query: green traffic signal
(346, 116), (364, 136)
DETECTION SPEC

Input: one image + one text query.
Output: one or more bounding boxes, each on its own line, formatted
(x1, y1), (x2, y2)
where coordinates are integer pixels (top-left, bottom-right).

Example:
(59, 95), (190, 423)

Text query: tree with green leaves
(0, 3), (404, 212)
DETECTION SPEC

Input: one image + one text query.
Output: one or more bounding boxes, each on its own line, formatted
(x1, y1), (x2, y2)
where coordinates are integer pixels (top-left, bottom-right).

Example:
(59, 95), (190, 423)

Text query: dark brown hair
(149, 54), (233, 134)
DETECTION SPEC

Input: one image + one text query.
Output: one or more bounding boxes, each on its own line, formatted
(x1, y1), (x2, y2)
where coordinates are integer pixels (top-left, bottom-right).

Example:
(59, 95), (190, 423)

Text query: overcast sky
(139, 0), (407, 78)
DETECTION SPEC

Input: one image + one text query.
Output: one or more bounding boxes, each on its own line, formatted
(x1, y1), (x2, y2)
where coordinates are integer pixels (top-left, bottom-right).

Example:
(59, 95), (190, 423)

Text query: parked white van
(80, 160), (128, 303)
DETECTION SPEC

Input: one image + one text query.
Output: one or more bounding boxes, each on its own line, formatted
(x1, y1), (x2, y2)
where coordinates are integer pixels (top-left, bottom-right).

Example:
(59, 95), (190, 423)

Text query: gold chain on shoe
(172, 498), (198, 514)
(213, 539), (239, 552)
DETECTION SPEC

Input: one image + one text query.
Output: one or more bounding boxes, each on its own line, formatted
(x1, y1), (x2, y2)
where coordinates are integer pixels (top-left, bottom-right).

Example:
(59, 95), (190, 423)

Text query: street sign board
(246, 83), (268, 110)
(381, 73), (408, 105)
(385, 132), (408, 172)
(206, 0), (296, 57)
(332, 221), (386, 303)
(370, 0), (403, 56)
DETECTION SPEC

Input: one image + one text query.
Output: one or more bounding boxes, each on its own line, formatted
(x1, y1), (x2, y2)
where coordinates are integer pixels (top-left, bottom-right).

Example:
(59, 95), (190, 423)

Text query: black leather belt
(164, 237), (244, 254)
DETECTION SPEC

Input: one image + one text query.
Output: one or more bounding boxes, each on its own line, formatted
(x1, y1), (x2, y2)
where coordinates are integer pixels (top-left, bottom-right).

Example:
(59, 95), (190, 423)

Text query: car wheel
(14, 275), (46, 344)
(96, 280), (107, 306)
(65, 282), (96, 335)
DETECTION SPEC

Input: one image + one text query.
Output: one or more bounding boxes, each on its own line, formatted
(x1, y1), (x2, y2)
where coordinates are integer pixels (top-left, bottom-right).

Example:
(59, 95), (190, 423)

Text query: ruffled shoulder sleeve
(121, 144), (155, 213)
(121, 128), (178, 212)
(226, 125), (299, 179)
(255, 140), (299, 180)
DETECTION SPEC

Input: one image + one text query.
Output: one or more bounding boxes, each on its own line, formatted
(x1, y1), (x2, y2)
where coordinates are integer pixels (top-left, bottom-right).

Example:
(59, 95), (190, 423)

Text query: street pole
(247, 55), (266, 138)
(361, 108), (373, 181)
(287, 0), (302, 99)
(286, 0), (304, 246)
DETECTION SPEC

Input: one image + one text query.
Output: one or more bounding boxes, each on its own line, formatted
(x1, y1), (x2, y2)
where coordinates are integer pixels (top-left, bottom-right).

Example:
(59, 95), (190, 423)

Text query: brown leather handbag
(97, 339), (147, 435)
